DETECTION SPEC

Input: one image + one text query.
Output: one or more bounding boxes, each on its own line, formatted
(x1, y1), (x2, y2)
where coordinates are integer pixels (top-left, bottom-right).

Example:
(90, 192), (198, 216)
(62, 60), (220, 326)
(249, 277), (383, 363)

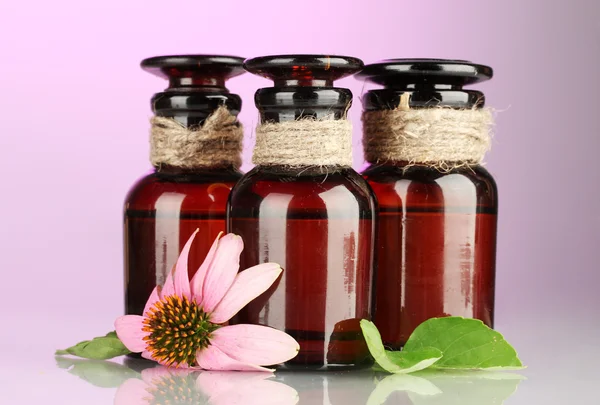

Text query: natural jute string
(252, 116), (353, 167)
(150, 105), (243, 168)
(362, 93), (493, 171)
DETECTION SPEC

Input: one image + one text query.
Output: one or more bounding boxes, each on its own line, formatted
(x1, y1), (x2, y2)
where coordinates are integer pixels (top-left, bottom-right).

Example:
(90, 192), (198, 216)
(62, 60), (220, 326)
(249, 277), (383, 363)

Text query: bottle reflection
(56, 357), (523, 404)
(274, 371), (377, 404)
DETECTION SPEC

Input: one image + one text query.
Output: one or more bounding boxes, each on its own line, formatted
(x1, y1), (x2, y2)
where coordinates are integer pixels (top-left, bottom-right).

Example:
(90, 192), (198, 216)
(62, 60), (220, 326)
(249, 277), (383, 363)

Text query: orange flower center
(142, 295), (217, 367)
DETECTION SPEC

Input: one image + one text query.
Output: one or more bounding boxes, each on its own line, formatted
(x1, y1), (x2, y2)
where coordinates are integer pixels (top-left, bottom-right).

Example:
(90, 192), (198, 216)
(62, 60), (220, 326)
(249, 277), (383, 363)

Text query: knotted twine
(362, 93), (494, 171)
(150, 105), (243, 169)
(252, 116), (353, 167)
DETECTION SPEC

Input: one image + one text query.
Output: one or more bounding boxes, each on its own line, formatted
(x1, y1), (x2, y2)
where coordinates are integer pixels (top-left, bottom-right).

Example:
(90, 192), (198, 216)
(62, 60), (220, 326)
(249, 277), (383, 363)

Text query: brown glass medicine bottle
(124, 55), (245, 318)
(228, 55), (377, 370)
(359, 59), (497, 349)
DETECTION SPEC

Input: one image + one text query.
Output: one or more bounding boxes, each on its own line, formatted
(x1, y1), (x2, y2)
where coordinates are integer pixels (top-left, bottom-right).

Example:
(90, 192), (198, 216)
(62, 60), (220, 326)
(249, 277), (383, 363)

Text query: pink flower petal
(201, 234), (244, 313)
(141, 349), (195, 368)
(160, 229), (197, 300)
(160, 266), (176, 299)
(173, 229), (198, 299)
(143, 286), (161, 316)
(141, 350), (154, 361)
(190, 232), (223, 303)
(113, 378), (151, 405)
(210, 324), (299, 366)
(114, 315), (148, 353)
(210, 263), (283, 324)
(196, 344), (273, 372)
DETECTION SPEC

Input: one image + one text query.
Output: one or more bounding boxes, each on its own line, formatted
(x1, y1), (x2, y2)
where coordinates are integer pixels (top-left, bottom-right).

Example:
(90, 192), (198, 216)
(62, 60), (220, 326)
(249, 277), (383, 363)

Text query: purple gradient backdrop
(1, 0), (598, 350)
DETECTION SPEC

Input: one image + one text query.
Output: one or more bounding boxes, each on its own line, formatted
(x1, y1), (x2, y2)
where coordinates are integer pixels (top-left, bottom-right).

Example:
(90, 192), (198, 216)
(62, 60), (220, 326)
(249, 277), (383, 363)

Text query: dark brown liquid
(228, 167), (376, 369)
(124, 167), (241, 316)
(363, 164), (497, 349)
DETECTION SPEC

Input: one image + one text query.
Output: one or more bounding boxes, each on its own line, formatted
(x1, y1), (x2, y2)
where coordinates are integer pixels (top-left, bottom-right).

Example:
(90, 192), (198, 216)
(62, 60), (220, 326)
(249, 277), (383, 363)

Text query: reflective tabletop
(3, 313), (598, 404)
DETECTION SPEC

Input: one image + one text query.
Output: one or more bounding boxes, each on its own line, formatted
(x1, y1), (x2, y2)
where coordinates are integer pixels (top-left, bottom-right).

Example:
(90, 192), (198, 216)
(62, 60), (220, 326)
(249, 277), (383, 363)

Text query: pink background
(2, 0), (598, 372)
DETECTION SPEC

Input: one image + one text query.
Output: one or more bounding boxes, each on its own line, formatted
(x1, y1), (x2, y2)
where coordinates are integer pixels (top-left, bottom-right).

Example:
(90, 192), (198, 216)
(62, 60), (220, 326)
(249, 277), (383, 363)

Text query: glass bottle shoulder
(229, 166), (376, 217)
(362, 163), (497, 211)
(125, 167), (243, 212)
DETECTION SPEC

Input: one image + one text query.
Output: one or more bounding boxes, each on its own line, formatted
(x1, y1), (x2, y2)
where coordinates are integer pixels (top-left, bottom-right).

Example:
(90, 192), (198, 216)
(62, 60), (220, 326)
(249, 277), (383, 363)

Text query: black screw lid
(244, 54), (363, 87)
(142, 55), (246, 88)
(358, 59), (493, 110)
(244, 55), (363, 121)
(141, 55), (245, 126)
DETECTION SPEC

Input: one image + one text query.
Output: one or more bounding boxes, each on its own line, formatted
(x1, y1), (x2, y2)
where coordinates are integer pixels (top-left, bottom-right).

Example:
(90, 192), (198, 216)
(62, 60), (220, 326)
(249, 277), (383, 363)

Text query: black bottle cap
(357, 59), (493, 110)
(141, 55), (245, 125)
(245, 54), (363, 87)
(244, 55), (363, 119)
(142, 55), (245, 88)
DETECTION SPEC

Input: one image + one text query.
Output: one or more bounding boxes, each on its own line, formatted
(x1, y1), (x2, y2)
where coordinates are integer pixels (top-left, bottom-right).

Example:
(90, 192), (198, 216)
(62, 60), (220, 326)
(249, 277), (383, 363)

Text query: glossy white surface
(3, 313), (599, 404)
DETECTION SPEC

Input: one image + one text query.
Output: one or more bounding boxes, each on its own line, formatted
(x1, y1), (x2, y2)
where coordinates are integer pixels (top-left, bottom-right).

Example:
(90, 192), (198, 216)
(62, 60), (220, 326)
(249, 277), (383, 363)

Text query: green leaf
(360, 320), (442, 373)
(56, 331), (131, 360)
(403, 317), (523, 370)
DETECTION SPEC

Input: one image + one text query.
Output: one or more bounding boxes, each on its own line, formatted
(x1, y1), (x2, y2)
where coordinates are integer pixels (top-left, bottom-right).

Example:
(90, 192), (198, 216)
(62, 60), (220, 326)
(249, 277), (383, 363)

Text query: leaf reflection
(54, 356), (140, 388)
(56, 358), (299, 405)
(56, 357), (522, 405)
(368, 370), (525, 405)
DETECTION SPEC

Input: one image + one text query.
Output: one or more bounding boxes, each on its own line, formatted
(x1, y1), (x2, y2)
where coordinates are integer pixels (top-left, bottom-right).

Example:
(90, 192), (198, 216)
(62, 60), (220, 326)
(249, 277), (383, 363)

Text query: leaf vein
(438, 341), (495, 364)
(438, 328), (483, 353)
(475, 353), (508, 367)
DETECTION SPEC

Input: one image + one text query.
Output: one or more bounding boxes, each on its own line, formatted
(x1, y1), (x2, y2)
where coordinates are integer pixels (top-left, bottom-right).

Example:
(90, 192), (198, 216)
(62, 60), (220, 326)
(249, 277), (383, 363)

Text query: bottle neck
(154, 164), (239, 174)
(362, 88), (484, 111)
(252, 87), (354, 169)
(152, 91), (242, 127)
(149, 92), (244, 171)
(255, 87), (352, 123)
(361, 90), (492, 170)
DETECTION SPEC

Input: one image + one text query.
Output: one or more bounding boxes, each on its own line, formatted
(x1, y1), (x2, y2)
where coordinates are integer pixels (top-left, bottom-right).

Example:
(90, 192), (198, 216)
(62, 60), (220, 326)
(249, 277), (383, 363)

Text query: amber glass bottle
(124, 55), (244, 317)
(228, 55), (376, 370)
(359, 59), (497, 349)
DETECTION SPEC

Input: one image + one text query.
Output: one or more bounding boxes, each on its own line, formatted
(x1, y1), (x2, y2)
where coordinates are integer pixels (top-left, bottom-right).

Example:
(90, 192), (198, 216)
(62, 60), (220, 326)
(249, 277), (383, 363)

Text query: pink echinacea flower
(114, 230), (299, 371)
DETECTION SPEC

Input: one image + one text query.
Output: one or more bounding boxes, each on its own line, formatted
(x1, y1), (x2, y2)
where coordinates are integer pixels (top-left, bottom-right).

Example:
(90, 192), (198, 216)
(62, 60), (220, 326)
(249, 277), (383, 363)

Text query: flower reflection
(114, 367), (299, 405)
(196, 371), (299, 405)
(56, 357), (523, 405)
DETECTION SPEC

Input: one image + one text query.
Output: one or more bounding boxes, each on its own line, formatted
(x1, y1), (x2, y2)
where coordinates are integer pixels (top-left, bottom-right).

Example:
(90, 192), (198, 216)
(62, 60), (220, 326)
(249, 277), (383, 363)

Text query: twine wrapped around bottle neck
(362, 93), (493, 171)
(150, 105), (243, 169)
(252, 116), (353, 167)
